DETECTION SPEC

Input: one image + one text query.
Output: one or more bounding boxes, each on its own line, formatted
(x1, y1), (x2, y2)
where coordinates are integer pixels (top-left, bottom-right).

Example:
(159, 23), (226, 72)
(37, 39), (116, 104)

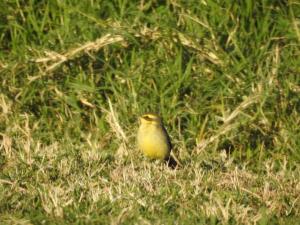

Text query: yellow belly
(138, 127), (170, 160)
(141, 139), (169, 159)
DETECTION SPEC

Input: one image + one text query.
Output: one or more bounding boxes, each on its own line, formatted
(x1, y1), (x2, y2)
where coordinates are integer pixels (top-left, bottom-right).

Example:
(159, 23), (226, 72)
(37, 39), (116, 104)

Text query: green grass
(1, 0), (300, 224)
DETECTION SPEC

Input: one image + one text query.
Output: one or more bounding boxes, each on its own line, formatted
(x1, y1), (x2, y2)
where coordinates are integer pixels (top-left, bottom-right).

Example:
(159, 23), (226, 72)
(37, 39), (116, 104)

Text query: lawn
(0, 0), (300, 224)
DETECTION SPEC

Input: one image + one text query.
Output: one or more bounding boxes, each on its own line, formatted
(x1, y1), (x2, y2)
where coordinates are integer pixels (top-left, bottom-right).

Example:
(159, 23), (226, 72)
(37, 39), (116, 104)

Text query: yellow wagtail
(137, 113), (177, 167)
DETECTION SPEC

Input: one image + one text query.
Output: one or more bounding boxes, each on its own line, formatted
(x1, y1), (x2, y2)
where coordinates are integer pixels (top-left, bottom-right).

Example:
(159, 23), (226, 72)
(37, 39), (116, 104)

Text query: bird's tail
(165, 153), (181, 169)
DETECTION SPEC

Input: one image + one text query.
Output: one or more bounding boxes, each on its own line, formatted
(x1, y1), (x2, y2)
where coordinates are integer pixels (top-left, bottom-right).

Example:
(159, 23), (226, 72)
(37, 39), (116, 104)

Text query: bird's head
(139, 113), (163, 126)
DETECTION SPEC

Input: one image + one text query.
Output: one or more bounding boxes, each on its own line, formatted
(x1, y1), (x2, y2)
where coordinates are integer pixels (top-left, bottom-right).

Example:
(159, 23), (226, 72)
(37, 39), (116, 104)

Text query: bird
(137, 113), (177, 167)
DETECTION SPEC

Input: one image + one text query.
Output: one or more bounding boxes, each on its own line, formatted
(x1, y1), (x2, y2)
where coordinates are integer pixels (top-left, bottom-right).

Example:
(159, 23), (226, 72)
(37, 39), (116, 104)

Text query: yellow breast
(137, 124), (171, 160)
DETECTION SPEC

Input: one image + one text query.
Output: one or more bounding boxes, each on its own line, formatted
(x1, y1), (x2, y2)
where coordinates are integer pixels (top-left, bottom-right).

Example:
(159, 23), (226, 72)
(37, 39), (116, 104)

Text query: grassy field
(1, 0), (300, 224)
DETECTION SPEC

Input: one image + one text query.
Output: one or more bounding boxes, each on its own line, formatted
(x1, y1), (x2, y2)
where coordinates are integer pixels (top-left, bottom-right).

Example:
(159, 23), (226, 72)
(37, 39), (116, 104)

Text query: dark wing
(162, 125), (172, 150)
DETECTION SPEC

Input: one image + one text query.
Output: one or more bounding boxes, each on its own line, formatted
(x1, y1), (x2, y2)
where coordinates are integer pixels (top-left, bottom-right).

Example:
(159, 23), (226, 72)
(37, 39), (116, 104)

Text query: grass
(0, 0), (300, 224)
